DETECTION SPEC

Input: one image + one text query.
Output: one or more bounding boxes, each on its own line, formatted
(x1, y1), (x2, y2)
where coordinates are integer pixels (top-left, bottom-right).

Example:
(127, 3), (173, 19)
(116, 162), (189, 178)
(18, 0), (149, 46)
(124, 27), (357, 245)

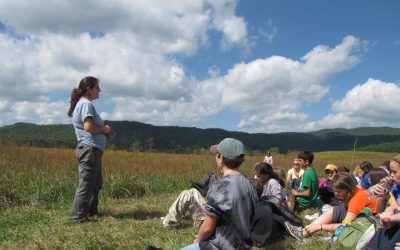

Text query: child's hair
(222, 155), (244, 169)
(337, 165), (350, 173)
(332, 172), (357, 199)
(359, 161), (373, 172)
(250, 178), (263, 198)
(254, 162), (285, 188)
(382, 160), (391, 168)
(369, 167), (390, 186)
(391, 155), (400, 165)
(353, 165), (363, 176)
(273, 168), (286, 188)
(298, 151), (314, 164)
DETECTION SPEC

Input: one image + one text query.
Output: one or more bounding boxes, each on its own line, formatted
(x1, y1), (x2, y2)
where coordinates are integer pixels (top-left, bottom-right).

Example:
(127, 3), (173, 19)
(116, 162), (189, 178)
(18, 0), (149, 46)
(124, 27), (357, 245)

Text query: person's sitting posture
(303, 172), (378, 238)
(251, 166), (304, 243)
(292, 151), (319, 212)
(181, 138), (258, 250)
(286, 158), (304, 191)
(255, 162), (289, 212)
(318, 164), (339, 209)
(367, 167), (390, 213)
(161, 173), (218, 228)
(368, 155), (400, 249)
(359, 161), (374, 190)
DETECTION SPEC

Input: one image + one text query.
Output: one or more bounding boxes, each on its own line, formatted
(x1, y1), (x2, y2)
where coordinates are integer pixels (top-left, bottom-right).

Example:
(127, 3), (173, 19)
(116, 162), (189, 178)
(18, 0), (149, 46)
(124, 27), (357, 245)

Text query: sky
(0, 0), (399, 133)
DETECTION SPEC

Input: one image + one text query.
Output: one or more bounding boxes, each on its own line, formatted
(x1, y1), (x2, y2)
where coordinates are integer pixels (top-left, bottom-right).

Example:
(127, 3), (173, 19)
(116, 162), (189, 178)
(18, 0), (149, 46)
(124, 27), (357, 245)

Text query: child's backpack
(190, 173), (218, 197)
(336, 210), (380, 250)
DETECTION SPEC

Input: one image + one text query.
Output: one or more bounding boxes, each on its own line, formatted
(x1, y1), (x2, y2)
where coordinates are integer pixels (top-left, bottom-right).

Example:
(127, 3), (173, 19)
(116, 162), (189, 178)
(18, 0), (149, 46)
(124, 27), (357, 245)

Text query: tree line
(1, 121), (400, 153)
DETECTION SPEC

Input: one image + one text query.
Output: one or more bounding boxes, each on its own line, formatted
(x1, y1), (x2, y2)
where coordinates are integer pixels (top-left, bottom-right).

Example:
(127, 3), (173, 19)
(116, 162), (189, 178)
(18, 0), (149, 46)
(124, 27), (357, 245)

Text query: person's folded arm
(83, 117), (111, 135)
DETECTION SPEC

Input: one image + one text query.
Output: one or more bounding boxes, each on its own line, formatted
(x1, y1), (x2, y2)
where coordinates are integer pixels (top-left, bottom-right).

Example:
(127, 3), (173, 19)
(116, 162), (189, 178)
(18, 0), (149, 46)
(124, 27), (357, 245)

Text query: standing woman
(68, 76), (113, 223)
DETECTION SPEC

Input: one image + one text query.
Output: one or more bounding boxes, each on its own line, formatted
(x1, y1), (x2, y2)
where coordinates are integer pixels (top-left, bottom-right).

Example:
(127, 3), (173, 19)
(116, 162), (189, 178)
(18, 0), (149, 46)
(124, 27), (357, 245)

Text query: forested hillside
(1, 121), (400, 153)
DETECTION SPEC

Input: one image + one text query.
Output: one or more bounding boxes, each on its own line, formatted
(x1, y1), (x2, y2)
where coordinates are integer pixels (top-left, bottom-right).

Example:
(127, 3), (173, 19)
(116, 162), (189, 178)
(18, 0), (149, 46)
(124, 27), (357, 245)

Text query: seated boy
(291, 151), (319, 212)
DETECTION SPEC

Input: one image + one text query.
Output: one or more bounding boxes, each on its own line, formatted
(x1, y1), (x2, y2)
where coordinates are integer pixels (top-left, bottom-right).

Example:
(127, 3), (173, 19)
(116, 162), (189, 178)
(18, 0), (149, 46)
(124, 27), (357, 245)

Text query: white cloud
(259, 19), (278, 43)
(0, 1), (382, 133)
(206, 0), (249, 51)
(306, 78), (400, 130)
(210, 36), (365, 132)
(1, 100), (70, 125)
(0, 0), (254, 127)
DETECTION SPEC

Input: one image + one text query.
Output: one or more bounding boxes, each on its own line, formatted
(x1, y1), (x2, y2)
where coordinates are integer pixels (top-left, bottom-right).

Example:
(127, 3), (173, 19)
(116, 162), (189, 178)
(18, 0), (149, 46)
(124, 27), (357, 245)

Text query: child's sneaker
(161, 217), (179, 228)
(284, 221), (304, 241)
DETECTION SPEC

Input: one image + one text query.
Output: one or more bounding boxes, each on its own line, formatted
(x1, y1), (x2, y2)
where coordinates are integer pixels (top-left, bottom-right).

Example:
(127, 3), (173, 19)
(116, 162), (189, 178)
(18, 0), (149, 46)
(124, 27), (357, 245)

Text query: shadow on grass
(110, 209), (164, 220)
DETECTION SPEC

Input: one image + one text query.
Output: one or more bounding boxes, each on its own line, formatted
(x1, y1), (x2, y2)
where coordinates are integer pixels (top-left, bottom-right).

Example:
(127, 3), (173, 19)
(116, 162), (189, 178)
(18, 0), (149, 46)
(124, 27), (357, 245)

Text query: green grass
(0, 145), (396, 249)
(0, 194), (340, 249)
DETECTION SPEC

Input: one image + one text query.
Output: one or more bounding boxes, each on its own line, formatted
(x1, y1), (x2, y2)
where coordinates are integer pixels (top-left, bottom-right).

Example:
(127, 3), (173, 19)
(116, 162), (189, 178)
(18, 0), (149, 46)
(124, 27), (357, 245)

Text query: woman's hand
(103, 125), (115, 138)
(395, 242), (400, 250)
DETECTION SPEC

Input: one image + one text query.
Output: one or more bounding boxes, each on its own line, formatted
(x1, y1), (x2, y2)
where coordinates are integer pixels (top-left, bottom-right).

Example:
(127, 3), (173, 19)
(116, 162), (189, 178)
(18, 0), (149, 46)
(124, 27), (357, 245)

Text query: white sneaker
(161, 217), (179, 228)
(305, 212), (319, 221)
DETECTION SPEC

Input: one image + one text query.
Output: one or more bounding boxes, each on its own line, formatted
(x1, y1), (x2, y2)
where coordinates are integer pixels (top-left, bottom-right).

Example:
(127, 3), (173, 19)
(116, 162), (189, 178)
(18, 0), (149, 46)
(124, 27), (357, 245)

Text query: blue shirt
(72, 97), (106, 151)
(361, 173), (370, 190)
(391, 184), (400, 205)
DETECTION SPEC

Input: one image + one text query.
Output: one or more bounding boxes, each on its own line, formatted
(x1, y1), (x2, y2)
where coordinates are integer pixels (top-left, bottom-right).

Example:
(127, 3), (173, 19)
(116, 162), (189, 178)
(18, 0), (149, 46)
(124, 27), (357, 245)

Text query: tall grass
(0, 145), (397, 249)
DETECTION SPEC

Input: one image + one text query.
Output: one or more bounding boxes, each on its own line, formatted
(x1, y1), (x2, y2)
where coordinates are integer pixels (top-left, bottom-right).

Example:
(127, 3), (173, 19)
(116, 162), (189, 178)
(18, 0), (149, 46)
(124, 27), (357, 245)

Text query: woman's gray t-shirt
(72, 98), (106, 151)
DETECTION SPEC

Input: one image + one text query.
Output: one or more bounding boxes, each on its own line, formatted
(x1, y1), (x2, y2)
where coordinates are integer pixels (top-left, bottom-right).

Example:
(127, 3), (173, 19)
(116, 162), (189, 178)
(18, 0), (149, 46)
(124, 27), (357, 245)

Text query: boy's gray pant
(71, 143), (103, 222)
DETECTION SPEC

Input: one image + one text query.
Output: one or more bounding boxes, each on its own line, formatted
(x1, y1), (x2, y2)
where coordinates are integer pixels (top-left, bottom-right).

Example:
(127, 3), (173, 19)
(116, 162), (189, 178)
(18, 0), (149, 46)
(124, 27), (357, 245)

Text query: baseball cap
(325, 164), (338, 172)
(209, 138), (245, 162)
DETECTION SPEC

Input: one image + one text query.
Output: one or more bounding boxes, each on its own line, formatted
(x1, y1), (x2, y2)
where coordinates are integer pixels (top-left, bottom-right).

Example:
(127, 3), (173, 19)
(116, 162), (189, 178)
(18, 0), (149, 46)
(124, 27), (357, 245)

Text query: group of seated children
(160, 139), (400, 249)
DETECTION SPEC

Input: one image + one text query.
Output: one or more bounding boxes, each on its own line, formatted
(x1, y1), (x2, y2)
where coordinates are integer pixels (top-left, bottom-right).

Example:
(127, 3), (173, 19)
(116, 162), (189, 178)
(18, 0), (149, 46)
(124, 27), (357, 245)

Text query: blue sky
(0, 0), (399, 133)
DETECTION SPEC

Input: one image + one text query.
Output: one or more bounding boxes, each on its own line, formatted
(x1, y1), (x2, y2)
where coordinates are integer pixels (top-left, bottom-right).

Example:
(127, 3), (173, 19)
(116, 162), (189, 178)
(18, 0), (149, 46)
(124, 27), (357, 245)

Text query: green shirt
(296, 167), (319, 207)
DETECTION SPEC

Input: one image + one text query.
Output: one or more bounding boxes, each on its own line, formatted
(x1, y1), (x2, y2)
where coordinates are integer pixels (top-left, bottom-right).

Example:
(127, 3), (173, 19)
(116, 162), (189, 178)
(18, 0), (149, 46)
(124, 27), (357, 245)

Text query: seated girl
(255, 162), (289, 212)
(368, 155), (400, 249)
(253, 162), (303, 242)
(303, 172), (378, 237)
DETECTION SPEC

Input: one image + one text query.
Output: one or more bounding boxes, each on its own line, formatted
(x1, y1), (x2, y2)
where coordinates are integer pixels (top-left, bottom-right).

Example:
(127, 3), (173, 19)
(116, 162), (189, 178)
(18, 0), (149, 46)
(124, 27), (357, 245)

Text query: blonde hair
(293, 158), (300, 164)
(353, 165), (363, 176)
(392, 154), (400, 165)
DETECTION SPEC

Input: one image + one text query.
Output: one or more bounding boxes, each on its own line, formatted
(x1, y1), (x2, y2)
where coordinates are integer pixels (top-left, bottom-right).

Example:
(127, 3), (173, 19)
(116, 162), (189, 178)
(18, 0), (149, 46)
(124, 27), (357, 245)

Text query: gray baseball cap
(209, 138), (245, 162)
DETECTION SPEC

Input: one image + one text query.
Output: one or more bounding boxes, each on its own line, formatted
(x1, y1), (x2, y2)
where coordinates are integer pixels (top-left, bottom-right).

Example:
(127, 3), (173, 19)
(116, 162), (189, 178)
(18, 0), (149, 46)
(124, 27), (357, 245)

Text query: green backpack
(337, 211), (380, 250)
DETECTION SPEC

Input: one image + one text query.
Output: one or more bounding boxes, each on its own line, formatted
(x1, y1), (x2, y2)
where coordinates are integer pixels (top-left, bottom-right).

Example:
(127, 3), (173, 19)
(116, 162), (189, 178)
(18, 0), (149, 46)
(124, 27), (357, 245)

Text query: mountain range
(1, 121), (400, 153)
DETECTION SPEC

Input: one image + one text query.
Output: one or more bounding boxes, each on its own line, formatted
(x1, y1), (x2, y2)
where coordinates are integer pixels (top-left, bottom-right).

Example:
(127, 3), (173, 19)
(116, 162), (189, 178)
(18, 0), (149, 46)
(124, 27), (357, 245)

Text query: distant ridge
(1, 121), (400, 153)
(310, 127), (400, 137)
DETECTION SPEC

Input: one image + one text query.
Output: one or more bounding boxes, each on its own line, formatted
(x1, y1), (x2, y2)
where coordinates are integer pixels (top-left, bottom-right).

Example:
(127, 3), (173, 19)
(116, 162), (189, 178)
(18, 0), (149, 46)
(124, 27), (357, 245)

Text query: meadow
(0, 145), (396, 249)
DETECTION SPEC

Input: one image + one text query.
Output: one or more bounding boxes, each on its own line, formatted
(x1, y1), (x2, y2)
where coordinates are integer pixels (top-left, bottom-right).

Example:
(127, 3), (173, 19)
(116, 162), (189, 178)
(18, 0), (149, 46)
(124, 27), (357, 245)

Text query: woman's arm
(83, 117), (112, 135)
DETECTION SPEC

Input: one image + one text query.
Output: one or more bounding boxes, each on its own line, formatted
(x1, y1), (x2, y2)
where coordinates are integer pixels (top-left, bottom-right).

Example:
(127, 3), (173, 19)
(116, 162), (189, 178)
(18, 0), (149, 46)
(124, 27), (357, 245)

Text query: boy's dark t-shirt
(199, 174), (259, 250)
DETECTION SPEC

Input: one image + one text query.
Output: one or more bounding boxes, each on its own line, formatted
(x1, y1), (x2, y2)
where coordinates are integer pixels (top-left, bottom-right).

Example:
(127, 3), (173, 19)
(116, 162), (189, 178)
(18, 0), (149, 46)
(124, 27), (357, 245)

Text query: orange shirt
(348, 188), (377, 214)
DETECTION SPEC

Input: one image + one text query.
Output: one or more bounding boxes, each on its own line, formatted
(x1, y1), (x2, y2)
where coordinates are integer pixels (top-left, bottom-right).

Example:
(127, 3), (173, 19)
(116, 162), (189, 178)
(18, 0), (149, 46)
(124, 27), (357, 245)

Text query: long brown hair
(332, 172), (357, 203)
(67, 76), (98, 117)
(255, 162), (285, 188)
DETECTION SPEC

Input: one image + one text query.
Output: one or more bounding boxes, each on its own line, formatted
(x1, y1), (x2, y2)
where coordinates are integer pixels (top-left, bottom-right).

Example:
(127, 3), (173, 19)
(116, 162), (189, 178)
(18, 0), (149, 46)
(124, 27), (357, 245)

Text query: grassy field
(0, 145), (396, 249)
